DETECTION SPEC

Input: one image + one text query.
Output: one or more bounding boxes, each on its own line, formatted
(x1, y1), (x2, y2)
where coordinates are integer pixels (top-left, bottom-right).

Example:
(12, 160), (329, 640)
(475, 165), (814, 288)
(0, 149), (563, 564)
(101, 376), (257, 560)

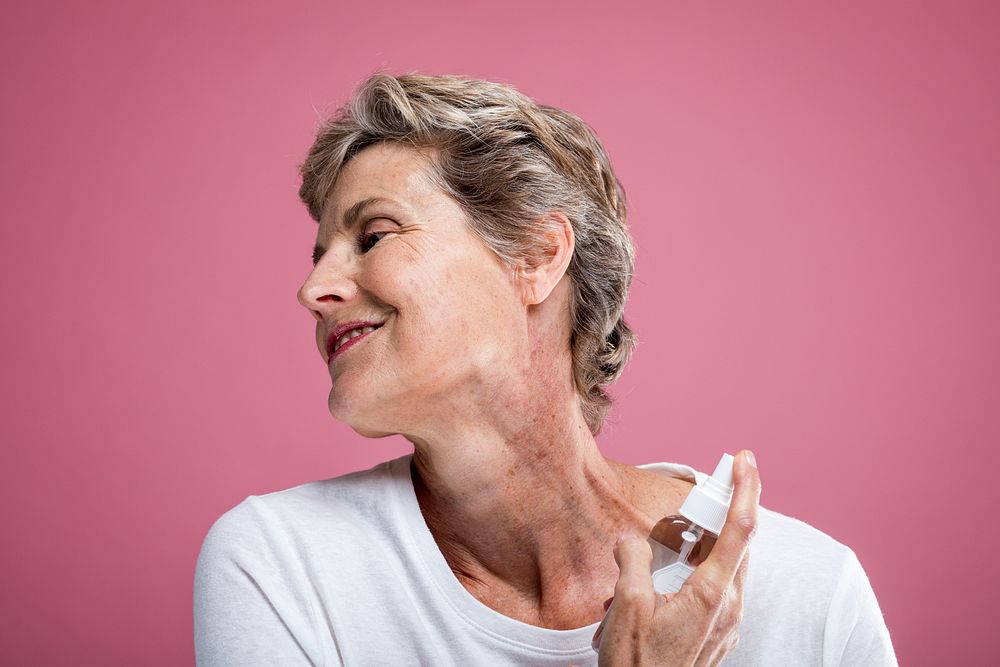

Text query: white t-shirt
(194, 455), (897, 666)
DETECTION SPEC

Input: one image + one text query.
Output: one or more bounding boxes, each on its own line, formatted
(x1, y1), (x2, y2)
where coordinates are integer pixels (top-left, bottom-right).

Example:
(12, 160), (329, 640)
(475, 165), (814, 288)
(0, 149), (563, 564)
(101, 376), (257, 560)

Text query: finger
(594, 536), (656, 655)
(610, 534), (656, 618)
(692, 450), (760, 587)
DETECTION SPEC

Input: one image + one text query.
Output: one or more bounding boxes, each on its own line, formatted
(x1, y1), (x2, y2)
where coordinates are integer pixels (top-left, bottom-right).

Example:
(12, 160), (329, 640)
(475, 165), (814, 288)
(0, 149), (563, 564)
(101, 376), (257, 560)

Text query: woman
(194, 73), (897, 665)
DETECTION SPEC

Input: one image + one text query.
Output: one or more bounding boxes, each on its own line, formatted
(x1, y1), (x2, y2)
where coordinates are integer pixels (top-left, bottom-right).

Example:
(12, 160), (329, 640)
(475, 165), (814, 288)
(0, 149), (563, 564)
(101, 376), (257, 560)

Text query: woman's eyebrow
(311, 196), (396, 264)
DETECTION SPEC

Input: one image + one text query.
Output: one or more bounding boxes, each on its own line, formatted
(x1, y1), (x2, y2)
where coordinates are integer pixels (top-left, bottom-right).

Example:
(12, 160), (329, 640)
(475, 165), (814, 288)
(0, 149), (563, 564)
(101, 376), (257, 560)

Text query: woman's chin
(351, 423), (397, 438)
(328, 392), (397, 438)
(327, 389), (364, 423)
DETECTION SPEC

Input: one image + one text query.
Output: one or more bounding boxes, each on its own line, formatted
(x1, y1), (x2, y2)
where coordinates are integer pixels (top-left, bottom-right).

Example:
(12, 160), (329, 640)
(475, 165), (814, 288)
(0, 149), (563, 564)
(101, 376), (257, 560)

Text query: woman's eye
(360, 230), (389, 253)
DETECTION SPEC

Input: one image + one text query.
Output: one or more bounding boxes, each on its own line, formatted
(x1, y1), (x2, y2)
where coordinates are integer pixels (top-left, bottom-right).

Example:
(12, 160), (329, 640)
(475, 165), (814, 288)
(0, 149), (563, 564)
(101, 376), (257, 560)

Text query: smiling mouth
(328, 324), (382, 363)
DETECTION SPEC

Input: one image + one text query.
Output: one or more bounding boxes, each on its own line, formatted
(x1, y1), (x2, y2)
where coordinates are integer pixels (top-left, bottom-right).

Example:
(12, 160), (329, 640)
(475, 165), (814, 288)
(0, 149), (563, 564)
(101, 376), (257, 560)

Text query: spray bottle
(592, 453), (737, 652)
(647, 453), (735, 594)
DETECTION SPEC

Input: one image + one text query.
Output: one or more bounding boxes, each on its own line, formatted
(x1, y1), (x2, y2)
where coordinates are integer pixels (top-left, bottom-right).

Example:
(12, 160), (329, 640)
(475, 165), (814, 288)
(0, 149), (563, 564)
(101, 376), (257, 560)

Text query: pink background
(2, 1), (997, 664)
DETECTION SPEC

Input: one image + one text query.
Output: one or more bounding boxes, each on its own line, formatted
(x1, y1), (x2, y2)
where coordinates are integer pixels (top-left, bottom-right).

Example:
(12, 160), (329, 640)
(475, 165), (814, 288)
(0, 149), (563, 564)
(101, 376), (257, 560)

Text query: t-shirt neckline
(386, 454), (706, 656)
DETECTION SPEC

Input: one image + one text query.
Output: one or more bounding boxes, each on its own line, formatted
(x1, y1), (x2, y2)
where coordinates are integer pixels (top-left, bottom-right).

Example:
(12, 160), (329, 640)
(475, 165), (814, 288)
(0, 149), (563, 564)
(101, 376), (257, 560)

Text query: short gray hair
(299, 73), (637, 435)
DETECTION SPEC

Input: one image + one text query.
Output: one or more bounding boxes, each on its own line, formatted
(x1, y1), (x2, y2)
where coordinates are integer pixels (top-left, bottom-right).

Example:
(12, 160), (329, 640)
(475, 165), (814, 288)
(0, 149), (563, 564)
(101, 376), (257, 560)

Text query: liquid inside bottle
(647, 514), (719, 593)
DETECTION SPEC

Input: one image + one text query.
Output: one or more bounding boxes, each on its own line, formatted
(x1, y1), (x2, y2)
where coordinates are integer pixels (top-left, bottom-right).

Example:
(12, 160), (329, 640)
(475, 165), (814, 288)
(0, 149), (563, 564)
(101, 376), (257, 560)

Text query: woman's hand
(592, 450), (761, 666)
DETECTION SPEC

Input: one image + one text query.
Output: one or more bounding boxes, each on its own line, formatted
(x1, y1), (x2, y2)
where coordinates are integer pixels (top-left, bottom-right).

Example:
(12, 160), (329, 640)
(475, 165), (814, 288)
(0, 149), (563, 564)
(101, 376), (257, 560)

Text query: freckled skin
(297, 142), (693, 630)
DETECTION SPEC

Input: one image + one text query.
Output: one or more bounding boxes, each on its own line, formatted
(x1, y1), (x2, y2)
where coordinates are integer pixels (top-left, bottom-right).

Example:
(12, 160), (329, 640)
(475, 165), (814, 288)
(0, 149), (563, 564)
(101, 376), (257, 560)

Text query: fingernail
(745, 450), (757, 468)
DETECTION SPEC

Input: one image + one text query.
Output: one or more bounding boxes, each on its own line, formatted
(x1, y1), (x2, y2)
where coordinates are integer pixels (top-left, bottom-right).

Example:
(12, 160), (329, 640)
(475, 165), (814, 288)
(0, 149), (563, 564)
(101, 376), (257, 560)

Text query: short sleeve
(821, 548), (898, 666)
(193, 500), (335, 667)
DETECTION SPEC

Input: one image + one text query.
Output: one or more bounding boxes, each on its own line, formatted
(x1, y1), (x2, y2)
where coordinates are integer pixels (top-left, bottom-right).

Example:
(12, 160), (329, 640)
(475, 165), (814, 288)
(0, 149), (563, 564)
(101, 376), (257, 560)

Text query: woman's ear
(518, 211), (575, 306)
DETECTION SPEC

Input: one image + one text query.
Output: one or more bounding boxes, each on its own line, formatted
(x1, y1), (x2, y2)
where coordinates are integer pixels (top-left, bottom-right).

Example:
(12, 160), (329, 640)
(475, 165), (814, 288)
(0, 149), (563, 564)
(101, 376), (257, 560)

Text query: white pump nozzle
(678, 453), (735, 535)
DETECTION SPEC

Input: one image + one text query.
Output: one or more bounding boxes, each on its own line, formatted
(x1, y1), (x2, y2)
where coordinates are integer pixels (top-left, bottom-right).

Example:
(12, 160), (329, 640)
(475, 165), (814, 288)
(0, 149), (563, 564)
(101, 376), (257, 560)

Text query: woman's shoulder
(753, 506), (855, 581)
(738, 508), (897, 665)
(196, 455), (411, 563)
(756, 506), (851, 556)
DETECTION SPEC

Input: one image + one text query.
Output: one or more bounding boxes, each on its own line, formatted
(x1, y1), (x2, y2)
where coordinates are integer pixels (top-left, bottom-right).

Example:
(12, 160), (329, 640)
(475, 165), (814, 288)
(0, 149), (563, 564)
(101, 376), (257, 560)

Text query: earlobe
(519, 274), (544, 307)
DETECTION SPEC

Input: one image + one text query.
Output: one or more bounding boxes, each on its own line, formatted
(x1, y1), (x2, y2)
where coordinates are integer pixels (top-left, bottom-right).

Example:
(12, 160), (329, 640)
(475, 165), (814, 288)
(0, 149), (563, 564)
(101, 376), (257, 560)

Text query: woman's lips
(328, 326), (380, 365)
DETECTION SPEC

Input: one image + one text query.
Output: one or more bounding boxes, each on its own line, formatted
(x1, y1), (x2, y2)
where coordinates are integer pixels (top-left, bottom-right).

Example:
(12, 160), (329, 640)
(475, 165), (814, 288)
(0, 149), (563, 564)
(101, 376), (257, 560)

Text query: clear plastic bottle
(647, 453), (735, 594)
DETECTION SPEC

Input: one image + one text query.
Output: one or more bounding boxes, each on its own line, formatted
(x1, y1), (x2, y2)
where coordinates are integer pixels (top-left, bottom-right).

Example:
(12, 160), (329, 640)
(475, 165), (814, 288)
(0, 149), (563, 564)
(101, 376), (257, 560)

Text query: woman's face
(297, 142), (526, 437)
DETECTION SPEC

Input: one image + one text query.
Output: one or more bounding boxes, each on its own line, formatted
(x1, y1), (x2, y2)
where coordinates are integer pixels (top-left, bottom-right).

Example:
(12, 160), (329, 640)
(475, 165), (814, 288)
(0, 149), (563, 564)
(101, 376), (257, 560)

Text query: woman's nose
(296, 253), (358, 319)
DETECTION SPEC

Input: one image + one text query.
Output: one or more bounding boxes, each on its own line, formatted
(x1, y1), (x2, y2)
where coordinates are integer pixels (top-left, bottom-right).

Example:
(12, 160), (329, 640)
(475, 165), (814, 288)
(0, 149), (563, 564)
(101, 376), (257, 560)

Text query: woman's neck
(405, 398), (691, 629)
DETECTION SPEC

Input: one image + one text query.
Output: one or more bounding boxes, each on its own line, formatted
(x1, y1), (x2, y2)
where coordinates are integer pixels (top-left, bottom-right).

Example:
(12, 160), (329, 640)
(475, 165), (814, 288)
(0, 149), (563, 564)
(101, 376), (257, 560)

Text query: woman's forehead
(322, 143), (440, 225)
